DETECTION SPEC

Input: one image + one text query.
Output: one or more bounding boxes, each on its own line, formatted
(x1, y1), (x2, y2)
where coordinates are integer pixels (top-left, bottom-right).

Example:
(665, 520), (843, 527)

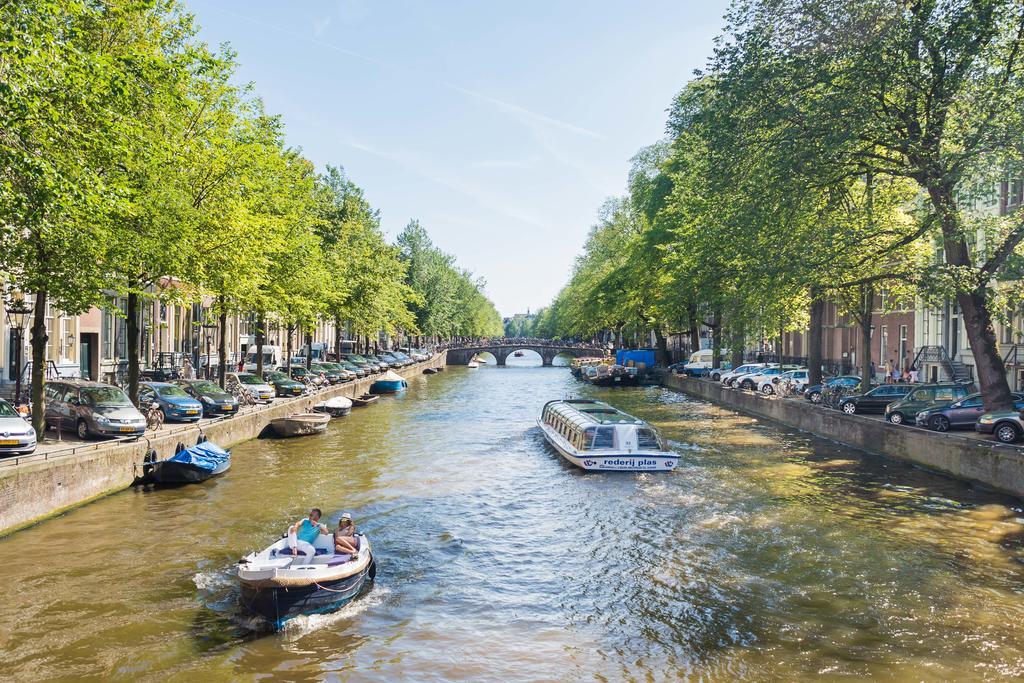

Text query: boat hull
(150, 458), (230, 484)
(313, 405), (352, 418)
(537, 421), (677, 472)
(351, 394), (378, 407)
(270, 414), (330, 437)
(240, 557), (376, 630)
(369, 380), (406, 394)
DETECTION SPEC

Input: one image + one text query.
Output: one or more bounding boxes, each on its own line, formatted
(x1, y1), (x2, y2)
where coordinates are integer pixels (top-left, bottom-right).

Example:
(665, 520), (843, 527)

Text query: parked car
(976, 410), (1024, 443)
(884, 383), (972, 425)
(227, 372), (275, 403)
(44, 380), (146, 440)
(917, 392), (1024, 432)
(804, 375), (860, 404)
(0, 398), (36, 455)
(720, 363), (767, 387)
(317, 362), (356, 382)
(262, 370), (305, 397)
(708, 363), (733, 381)
(342, 354), (380, 373)
(174, 379), (240, 415)
(757, 368), (809, 395)
(338, 360), (368, 378)
(139, 381), (203, 422)
(287, 365), (326, 386)
(837, 384), (913, 415)
(738, 365), (797, 391)
(310, 362), (344, 384)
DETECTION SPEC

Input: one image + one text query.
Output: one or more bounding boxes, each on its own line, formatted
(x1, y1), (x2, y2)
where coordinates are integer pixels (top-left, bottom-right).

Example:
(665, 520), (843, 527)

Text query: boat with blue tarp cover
(369, 370), (408, 394)
(147, 440), (231, 485)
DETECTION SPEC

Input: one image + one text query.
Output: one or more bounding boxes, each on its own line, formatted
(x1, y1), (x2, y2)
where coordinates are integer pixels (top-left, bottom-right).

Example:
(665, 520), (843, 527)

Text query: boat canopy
(167, 441), (230, 472)
(381, 370), (404, 382)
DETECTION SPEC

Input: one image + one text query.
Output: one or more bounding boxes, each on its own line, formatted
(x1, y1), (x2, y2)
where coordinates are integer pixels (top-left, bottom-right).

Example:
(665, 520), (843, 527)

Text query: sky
(184, 0), (732, 317)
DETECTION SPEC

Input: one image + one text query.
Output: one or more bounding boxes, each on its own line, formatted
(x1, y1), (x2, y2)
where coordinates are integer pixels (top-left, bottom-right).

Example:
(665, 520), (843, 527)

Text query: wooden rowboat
(351, 394), (379, 407)
(269, 413), (329, 437)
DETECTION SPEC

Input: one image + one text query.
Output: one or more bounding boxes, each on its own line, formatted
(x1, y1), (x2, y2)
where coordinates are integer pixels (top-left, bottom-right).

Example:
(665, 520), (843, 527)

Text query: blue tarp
(616, 349), (656, 368)
(166, 441), (230, 472)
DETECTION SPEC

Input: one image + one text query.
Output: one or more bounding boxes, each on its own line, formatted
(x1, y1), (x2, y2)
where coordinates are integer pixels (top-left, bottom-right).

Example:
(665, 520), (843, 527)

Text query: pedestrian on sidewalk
(884, 359), (893, 384)
(871, 360), (877, 381)
(909, 365), (919, 383)
(892, 364), (900, 384)
(181, 357), (195, 380)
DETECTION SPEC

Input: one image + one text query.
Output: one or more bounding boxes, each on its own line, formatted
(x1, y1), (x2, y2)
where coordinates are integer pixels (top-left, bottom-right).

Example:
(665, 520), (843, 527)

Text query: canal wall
(0, 353), (447, 536)
(662, 373), (1024, 500)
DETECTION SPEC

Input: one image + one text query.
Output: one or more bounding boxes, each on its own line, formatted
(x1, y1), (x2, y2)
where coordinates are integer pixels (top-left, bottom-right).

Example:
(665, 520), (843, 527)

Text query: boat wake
(193, 569), (232, 592)
(279, 586), (391, 639)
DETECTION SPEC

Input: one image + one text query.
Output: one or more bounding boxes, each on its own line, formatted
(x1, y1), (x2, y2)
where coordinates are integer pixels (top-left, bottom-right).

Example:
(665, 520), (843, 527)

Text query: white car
(737, 365), (786, 391)
(720, 363), (767, 387)
(757, 368), (809, 395)
(227, 372), (275, 403)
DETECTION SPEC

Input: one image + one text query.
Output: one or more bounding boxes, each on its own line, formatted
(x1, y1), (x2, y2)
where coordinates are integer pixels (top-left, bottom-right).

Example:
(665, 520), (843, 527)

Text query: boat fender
(143, 448), (157, 464)
(175, 442), (185, 454)
(197, 434), (207, 445)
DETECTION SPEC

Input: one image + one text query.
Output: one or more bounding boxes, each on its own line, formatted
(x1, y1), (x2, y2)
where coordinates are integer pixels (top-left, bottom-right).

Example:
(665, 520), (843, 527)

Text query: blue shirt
(296, 518), (322, 544)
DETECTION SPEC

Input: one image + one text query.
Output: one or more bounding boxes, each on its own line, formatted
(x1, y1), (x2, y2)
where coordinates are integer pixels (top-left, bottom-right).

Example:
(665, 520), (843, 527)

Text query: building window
(923, 309), (930, 338)
(880, 325), (889, 364)
(1004, 309), (1016, 345)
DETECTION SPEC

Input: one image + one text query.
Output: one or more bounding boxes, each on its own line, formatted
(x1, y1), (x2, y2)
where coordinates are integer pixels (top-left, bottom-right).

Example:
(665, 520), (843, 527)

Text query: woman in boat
(334, 513), (359, 556)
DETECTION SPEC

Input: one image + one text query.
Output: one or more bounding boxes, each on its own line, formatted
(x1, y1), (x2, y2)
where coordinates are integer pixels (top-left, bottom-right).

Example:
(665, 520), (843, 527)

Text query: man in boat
(288, 508), (329, 563)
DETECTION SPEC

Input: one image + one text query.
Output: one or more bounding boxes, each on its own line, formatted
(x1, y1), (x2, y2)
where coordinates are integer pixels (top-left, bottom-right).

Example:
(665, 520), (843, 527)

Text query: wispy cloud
(338, 138), (554, 230)
(313, 15), (332, 37)
(469, 159), (536, 170)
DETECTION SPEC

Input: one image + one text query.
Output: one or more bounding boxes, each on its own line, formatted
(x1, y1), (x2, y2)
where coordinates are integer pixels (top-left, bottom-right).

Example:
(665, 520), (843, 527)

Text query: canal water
(3, 362), (1024, 681)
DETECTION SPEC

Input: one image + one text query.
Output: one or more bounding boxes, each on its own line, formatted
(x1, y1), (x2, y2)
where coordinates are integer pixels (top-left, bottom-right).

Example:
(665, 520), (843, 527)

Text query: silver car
(44, 380), (146, 439)
(0, 399), (36, 455)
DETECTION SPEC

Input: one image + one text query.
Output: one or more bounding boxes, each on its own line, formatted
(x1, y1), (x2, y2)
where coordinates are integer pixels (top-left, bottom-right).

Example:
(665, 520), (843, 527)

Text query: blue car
(139, 381), (204, 422)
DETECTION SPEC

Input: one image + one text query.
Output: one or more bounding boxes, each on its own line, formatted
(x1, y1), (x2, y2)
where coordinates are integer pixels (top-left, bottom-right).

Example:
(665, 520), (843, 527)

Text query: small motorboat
(370, 370), (408, 394)
(351, 394), (379, 407)
(313, 396), (353, 418)
(270, 412), (330, 437)
(514, 351), (524, 358)
(145, 440), (230, 485)
(423, 367), (439, 374)
(238, 531), (376, 630)
(467, 361), (480, 369)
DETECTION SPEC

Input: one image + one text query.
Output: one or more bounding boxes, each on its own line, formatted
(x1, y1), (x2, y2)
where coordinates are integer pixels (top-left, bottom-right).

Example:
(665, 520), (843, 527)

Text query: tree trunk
(217, 298), (227, 388)
(711, 310), (723, 369)
(653, 328), (669, 365)
(929, 182), (1014, 411)
(859, 284), (874, 389)
(775, 323), (783, 362)
(730, 322), (744, 368)
(286, 323), (294, 371)
(334, 314), (342, 361)
(255, 312), (265, 377)
(126, 291), (140, 406)
(29, 290), (48, 439)
(305, 327), (313, 369)
(688, 311), (700, 356)
(808, 291), (824, 386)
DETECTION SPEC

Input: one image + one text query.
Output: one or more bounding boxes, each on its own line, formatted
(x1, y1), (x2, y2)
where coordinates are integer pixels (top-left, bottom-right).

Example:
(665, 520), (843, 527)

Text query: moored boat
(270, 412), (330, 437)
(238, 531), (376, 630)
(145, 440), (231, 485)
(370, 370), (408, 394)
(423, 367), (439, 374)
(467, 361), (480, 369)
(537, 399), (677, 471)
(351, 394), (379, 407)
(312, 396), (353, 418)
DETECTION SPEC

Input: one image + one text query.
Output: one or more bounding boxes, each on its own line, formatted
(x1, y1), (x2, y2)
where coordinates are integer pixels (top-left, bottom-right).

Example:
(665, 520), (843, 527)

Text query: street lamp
(5, 294), (34, 407)
(202, 321), (218, 380)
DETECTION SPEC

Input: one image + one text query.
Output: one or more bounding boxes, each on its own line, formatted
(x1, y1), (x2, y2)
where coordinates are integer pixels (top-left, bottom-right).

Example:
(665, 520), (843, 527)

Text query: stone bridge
(445, 344), (606, 367)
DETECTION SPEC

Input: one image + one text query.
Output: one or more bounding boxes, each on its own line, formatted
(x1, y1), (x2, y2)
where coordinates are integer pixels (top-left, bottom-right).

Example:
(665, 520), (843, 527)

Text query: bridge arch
(505, 349), (543, 366)
(444, 341), (606, 367)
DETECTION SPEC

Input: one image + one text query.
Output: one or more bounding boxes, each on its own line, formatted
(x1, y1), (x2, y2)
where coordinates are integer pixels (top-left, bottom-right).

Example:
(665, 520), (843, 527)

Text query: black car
(173, 379), (239, 415)
(805, 376), (861, 404)
(837, 384), (913, 415)
(262, 370), (305, 397)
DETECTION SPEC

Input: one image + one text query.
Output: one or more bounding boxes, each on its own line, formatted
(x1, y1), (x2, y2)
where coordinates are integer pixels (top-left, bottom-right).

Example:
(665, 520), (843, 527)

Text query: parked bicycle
(141, 399), (164, 431)
(225, 375), (255, 407)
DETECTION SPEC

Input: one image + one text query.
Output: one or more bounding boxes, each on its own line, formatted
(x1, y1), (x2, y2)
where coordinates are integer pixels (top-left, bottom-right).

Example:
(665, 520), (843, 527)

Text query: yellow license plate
(223, 405), (234, 411)
(0, 439), (19, 445)
(119, 426), (134, 432)
(185, 410), (198, 415)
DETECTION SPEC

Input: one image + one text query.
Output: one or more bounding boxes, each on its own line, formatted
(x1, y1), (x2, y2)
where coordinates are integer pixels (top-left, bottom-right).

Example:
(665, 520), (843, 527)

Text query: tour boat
(370, 370), (408, 394)
(467, 361), (480, 369)
(312, 396), (352, 418)
(351, 394), (379, 407)
(144, 440), (231, 485)
(270, 412), (330, 437)
(514, 351), (524, 357)
(238, 532), (376, 630)
(537, 399), (677, 471)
